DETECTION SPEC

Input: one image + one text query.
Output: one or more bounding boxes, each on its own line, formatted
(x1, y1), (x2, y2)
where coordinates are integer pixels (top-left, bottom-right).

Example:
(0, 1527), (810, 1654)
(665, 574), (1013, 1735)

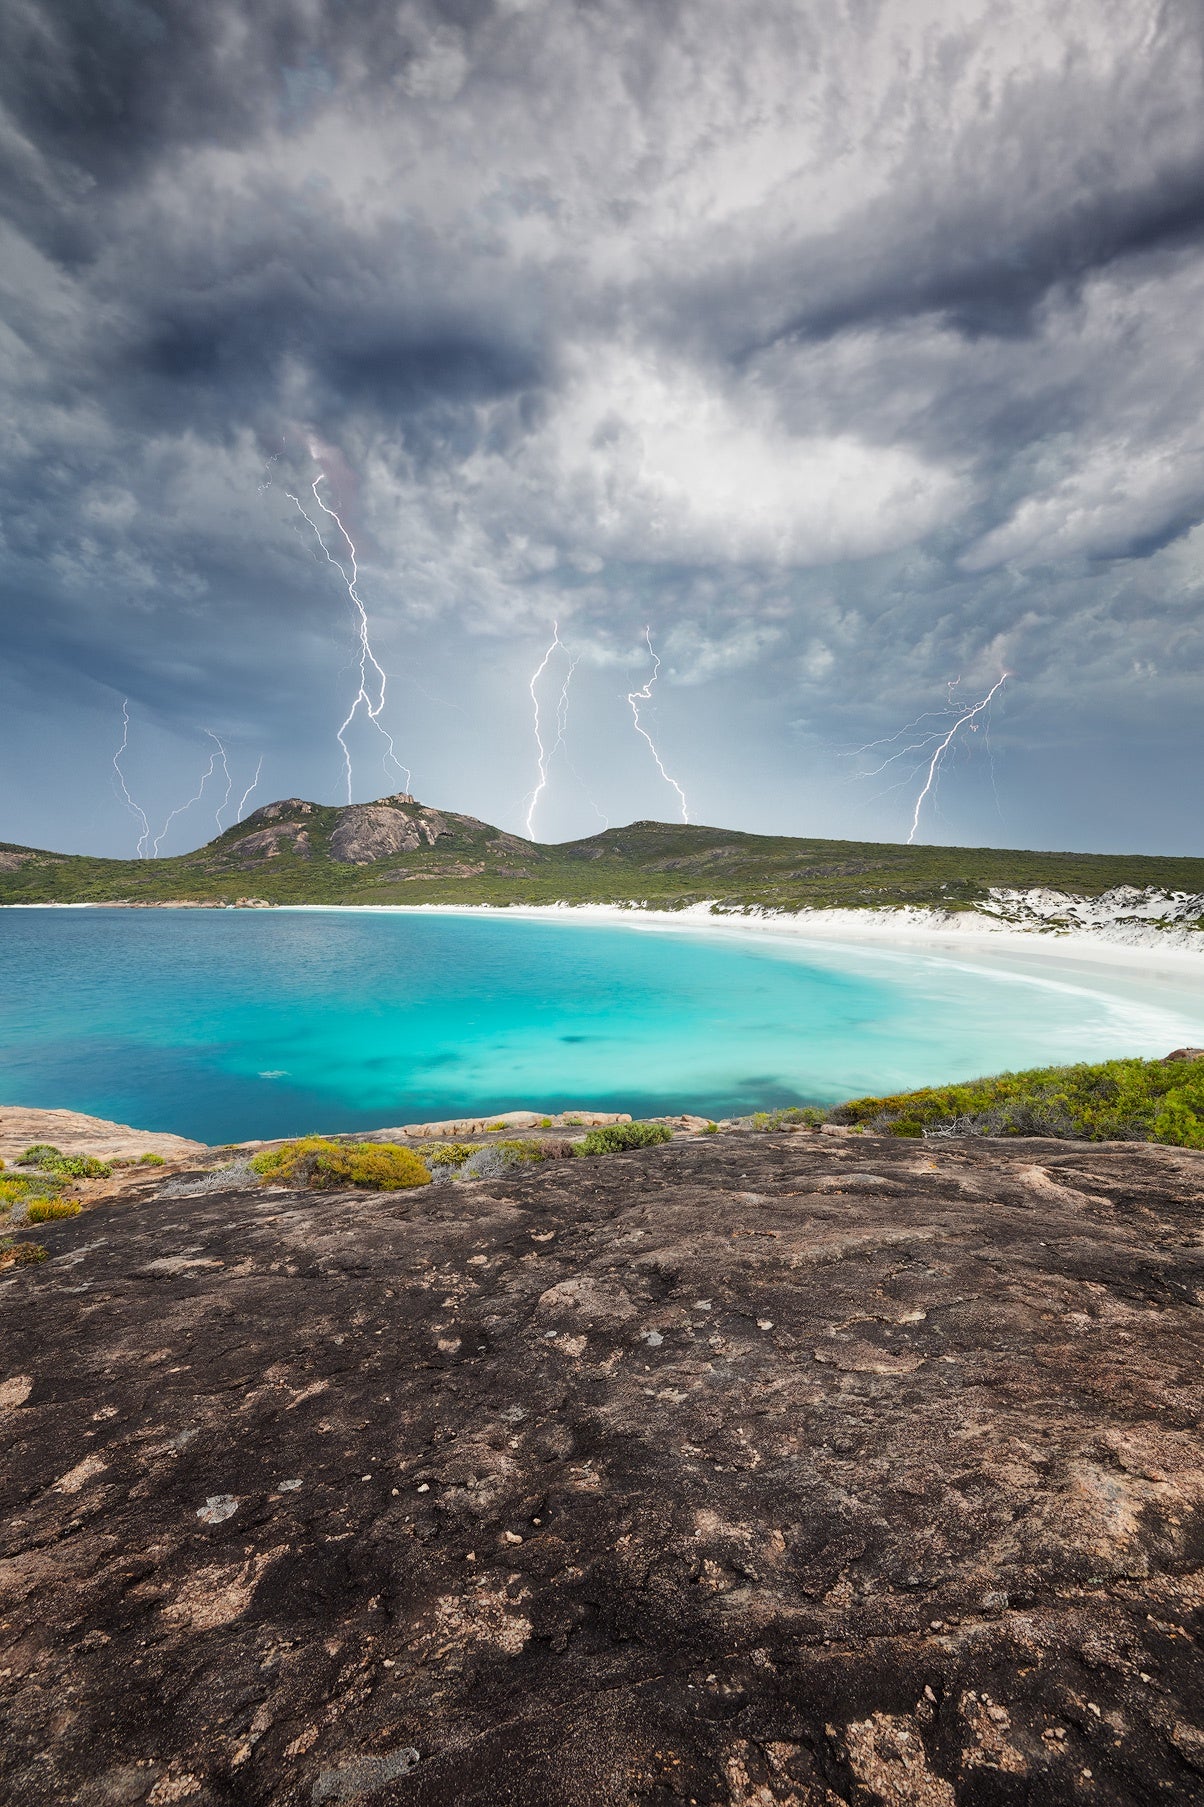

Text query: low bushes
(16, 1144), (112, 1178)
(423, 1137), (575, 1179)
(830, 1056), (1204, 1146)
(26, 1198), (83, 1223)
(0, 1242), (47, 1269)
(748, 1106), (827, 1131)
(424, 1142), (485, 1168)
(250, 1138), (431, 1190)
(0, 1174), (63, 1211)
(573, 1122), (674, 1156)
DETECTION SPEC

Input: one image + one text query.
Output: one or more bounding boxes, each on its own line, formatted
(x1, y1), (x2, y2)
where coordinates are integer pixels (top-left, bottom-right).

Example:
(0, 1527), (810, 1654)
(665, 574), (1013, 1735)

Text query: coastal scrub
(250, 1138), (432, 1189)
(573, 1122), (674, 1155)
(831, 1056), (1204, 1146)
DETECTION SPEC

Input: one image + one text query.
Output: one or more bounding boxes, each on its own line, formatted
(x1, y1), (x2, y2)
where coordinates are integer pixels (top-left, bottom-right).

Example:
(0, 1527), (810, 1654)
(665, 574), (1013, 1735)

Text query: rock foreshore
(2, 1129), (1204, 1802)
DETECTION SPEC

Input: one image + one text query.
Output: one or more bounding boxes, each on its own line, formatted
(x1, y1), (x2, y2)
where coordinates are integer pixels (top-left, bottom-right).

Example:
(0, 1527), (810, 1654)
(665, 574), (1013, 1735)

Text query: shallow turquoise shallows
(0, 907), (1198, 1144)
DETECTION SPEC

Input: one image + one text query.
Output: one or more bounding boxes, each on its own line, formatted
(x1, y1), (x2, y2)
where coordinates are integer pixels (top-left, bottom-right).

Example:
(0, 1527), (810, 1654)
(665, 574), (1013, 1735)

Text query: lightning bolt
(524, 623), (564, 839)
(554, 655), (610, 829)
(906, 674), (1009, 844)
(150, 730), (228, 858)
(112, 699), (152, 858)
(210, 732), (232, 832)
(627, 628), (689, 824)
(236, 756), (264, 823)
(554, 651), (579, 756)
(285, 468), (410, 804)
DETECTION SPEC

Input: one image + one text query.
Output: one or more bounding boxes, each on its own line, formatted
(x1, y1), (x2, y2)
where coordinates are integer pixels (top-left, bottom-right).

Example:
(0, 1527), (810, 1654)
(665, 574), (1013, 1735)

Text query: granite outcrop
(2, 1130), (1203, 1802)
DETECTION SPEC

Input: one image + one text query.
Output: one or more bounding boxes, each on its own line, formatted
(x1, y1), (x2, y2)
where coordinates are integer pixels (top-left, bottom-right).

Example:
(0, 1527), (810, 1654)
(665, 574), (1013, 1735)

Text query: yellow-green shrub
(0, 1175), (60, 1211)
(250, 1137), (431, 1190)
(26, 1198), (83, 1223)
(423, 1141), (485, 1167)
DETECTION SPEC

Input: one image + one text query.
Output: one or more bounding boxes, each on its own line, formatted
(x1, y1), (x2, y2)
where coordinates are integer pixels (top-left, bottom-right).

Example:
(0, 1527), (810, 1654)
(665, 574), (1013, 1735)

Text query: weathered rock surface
(329, 807), (448, 865)
(2, 1133), (1203, 1804)
(243, 801), (318, 825)
(224, 825), (313, 863)
(0, 1105), (205, 1166)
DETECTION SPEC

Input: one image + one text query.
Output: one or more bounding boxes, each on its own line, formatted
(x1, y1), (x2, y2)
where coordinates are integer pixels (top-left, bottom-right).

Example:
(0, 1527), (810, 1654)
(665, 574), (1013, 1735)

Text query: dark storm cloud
(1, 0), (1202, 852)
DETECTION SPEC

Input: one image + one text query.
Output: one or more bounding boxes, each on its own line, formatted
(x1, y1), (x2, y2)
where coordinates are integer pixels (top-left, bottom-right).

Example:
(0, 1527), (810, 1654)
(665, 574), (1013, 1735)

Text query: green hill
(2, 792), (1203, 916)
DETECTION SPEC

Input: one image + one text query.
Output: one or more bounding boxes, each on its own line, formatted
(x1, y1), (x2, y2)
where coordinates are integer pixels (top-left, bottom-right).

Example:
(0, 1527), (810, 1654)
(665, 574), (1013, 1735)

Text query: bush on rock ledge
(250, 1138), (431, 1190)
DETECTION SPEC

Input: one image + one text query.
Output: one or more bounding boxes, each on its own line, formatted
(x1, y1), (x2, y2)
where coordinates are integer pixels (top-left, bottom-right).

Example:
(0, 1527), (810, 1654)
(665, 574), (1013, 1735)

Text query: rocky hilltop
(3, 1127), (1204, 1803)
(2, 796), (1203, 921)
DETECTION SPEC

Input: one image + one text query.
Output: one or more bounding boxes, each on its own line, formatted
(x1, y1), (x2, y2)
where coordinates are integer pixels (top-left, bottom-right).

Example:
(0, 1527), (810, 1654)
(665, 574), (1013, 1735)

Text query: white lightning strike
(113, 699), (152, 857)
(286, 472), (409, 804)
(627, 628), (689, 824)
(524, 623), (564, 839)
(210, 732), (232, 832)
(236, 756), (264, 822)
(553, 656), (609, 829)
(150, 730), (227, 858)
(554, 652), (579, 755)
(906, 674), (1009, 844)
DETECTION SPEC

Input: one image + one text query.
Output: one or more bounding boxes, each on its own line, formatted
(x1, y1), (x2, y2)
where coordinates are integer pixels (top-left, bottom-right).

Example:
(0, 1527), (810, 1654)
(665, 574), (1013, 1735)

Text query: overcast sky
(2, 0), (1202, 857)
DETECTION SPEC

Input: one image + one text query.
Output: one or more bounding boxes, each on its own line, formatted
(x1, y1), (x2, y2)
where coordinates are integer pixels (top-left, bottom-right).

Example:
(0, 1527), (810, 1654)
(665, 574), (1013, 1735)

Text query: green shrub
(573, 1122), (674, 1156)
(139, 1152), (166, 1166)
(749, 1106), (827, 1131)
(0, 1238), (48, 1267)
(423, 1142), (485, 1168)
(494, 1137), (558, 1164)
(16, 1145), (111, 1178)
(0, 1174), (62, 1210)
(830, 1057), (1204, 1146)
(26, 1198), (83, 1223)
(704, 1121), (719, 1134)
(426, 1137), (573, 1179)
(250, 1137), (431, 1190)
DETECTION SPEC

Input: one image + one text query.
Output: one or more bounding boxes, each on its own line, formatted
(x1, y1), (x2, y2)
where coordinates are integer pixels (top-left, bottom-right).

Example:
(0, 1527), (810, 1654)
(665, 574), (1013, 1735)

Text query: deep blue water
(0, 907), (1195, 1143)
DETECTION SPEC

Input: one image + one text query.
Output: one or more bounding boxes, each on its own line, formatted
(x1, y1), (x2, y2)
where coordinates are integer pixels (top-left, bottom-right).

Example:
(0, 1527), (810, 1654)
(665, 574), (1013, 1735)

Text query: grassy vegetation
(0, 1241), (47, 1269)
(16, 1144), (112, 1179)
(26, 1198), (83, 1223)
(824, 1057), (1204, 1146)
(574, 1121), (675, 1154)
(0, 1173), (62, 1211)
(0, 1142), (97, 1256)
(3, 797), (1201, 915)
(249, 1137), (432, 1189)
(748, 1106), (828, 1131)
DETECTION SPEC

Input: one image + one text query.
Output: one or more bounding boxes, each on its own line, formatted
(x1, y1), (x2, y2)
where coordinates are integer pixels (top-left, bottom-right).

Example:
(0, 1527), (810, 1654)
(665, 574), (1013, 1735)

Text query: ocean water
(0, 907), (1199, 1144)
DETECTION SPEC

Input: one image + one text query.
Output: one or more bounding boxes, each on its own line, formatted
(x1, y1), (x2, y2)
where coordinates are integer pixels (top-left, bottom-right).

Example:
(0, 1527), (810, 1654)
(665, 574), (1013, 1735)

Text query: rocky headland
(3, 1122), (1203, 1803)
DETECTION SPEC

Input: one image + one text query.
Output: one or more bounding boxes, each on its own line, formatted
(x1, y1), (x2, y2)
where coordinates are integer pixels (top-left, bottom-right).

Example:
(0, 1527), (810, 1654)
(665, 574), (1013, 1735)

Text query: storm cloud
(1, 0), (1202, 853)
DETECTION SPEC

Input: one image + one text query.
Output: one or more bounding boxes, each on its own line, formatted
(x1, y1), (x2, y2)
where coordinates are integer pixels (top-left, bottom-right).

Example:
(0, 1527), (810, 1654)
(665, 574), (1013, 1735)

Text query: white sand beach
(363, 899), (1204, 1035)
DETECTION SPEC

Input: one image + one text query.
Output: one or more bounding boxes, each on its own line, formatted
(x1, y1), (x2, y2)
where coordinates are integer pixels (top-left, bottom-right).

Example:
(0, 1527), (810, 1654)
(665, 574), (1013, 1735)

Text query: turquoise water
(0, 907), (1198, 1143)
